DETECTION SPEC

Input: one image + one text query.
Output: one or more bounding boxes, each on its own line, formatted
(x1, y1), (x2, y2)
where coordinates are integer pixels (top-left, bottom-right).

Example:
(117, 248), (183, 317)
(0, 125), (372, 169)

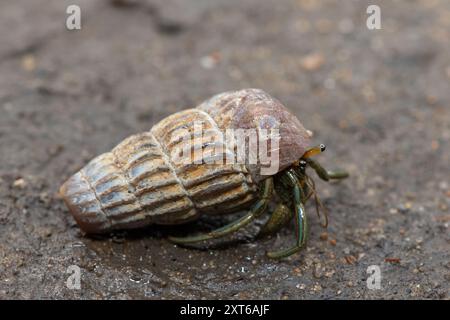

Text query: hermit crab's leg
(267, 171), (308, 259)
(168, 178), (274, 244)
(304, 158), (349, 181)
(257, 203), (294, 238)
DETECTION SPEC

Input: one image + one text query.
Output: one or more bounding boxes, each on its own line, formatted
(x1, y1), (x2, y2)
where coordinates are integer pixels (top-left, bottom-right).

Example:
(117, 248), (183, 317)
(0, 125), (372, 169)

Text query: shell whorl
(198, 89), (311, 183)
(60, 89), (311, 233)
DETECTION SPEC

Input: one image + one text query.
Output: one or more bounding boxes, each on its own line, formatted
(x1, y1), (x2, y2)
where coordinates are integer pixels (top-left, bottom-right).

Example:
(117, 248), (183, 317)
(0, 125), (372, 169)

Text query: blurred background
(0, 0), (449, 299)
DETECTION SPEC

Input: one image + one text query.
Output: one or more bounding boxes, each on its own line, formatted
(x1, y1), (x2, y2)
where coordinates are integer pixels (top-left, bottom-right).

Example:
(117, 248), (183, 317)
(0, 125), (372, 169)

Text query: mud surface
(0, 0), (449, 299)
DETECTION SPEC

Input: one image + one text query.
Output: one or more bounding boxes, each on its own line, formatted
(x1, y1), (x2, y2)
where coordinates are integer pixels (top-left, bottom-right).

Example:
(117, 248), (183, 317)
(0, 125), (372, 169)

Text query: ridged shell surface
(60, 89), (311, 233)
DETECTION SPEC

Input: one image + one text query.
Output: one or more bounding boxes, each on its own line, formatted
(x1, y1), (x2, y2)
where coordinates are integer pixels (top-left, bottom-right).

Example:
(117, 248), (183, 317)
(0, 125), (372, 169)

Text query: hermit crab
(60, 89), (348, 259)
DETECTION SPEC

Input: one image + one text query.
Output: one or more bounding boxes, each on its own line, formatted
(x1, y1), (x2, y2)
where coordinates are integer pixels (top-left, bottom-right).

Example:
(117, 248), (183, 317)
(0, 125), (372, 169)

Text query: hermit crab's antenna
(304, 175), (329, 228)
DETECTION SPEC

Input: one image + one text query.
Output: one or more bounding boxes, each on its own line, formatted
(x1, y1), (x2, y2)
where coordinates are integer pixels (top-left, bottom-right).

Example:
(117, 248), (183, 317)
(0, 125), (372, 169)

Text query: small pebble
(345, 255), (357, 265)
(426, 95), (437, 105)
(21, 54), (36, 72)
(300, 53), (324, 71)
(439, 181), (448, 191)
(38, 227), (52, 238)
(200, 52), (221, 69)
(325, 269), (335, 278)
(313, 264), (323, 278)
(13, 178), (27, 189)
(431, 140), (439, 151)
(397, 203), (410, 213)
(389, 208), (398, 215)
(319, 232), (328, 241)
(385, 257), (401, 264)
(312, 284), (322, 292)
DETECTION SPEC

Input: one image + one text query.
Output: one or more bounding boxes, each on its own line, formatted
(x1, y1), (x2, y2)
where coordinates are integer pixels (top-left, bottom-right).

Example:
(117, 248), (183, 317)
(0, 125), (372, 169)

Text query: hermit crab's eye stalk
(301, 144), (326, 159)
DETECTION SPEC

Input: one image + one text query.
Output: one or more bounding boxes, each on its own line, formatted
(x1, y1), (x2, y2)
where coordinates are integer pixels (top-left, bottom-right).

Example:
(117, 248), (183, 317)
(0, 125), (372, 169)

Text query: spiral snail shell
(60, 89), (312, 233)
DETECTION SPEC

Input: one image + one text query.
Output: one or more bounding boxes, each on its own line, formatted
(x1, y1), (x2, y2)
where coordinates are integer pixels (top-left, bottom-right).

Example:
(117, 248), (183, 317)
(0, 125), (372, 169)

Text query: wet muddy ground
(0, 0), (449, 299)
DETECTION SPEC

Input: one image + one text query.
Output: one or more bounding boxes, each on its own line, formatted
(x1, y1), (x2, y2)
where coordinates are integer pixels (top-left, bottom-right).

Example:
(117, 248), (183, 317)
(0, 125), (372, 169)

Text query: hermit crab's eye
(298, 161), (307, 173)
(320, 144), (326, 152)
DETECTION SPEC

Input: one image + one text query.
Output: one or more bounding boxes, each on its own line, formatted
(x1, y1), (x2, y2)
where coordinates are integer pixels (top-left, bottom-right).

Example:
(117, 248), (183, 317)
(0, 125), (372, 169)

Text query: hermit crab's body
(60, 89), (348, 258)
